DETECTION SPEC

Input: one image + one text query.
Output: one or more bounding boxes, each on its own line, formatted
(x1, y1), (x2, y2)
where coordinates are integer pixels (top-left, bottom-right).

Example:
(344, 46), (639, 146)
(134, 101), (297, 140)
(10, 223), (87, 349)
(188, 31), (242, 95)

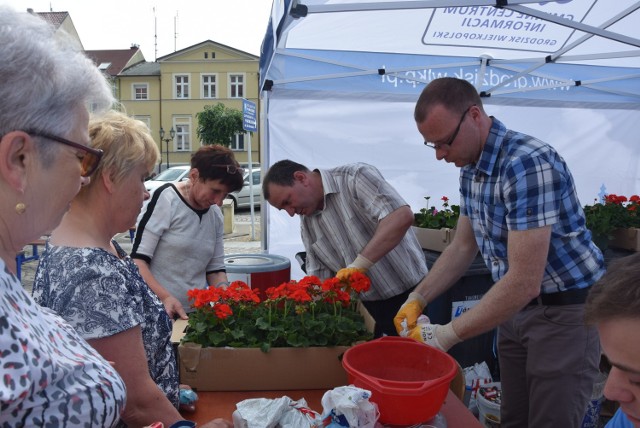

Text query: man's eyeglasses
(210, 164), (245, 175)
(27, 130), (103, 177)
(424, 104), (475, 150)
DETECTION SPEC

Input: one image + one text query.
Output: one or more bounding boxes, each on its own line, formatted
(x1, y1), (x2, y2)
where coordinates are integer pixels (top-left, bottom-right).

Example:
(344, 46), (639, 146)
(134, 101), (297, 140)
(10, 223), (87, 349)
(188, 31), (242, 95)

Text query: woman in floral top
(32, 111), (231, 428)
(0, 6), (126, 426)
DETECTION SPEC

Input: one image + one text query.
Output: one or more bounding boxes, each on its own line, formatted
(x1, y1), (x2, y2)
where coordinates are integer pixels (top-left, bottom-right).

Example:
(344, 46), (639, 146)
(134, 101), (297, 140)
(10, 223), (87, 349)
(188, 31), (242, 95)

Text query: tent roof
(260, 0), (640, 108)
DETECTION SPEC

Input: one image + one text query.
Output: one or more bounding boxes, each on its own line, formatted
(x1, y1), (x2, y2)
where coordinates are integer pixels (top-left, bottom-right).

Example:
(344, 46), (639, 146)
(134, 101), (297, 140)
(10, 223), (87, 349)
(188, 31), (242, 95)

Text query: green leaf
(414, 196), (460, 229)
(196, 103), (246, 147)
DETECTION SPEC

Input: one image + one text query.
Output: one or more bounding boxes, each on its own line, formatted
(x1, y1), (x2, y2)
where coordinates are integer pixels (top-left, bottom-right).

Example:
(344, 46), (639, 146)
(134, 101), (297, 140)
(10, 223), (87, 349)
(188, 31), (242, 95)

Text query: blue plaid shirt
(459, 118), (605, 293)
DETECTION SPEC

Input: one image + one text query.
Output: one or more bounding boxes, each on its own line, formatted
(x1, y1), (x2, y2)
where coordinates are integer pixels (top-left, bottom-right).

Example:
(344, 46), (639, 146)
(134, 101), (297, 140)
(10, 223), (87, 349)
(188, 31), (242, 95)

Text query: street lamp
(159, 126), (175, 171)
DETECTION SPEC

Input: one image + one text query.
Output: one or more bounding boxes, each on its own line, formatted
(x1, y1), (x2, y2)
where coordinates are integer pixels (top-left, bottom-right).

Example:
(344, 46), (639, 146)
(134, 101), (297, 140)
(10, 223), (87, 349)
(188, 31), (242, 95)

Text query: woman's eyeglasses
(27, 131), (103, 177)
(210, 164), (245, 175)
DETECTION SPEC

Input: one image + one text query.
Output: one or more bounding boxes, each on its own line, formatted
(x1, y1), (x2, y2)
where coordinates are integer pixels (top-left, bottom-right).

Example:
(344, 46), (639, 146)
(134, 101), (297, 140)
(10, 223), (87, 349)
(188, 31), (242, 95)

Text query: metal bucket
(224, 253), (291, 296)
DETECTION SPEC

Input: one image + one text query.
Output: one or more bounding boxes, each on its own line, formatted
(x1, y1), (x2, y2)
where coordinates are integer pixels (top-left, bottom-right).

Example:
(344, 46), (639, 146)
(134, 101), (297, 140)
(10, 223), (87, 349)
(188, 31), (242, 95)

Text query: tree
(196, 103), (245, 146)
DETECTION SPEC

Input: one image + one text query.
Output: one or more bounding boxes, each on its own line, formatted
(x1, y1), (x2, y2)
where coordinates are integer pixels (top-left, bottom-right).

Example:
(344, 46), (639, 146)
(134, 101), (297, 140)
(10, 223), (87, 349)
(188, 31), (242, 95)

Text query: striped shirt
(459, 118), (605, 293)
(301, 163), (428, 301)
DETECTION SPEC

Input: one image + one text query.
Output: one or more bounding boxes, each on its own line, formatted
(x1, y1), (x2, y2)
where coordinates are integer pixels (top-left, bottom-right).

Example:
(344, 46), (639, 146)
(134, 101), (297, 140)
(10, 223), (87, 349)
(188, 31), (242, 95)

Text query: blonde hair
(83, 111), (159, 192)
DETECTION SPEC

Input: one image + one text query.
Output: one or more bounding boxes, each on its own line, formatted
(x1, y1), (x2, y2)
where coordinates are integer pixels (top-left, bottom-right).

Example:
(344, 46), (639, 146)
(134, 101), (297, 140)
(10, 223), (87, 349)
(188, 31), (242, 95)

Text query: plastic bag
(321, 385), (379, 428)
(179, 388), (198, 406)
(463, 361), (493, 411)
(232, 396), (323, 428)
(398, 314), (430, 337)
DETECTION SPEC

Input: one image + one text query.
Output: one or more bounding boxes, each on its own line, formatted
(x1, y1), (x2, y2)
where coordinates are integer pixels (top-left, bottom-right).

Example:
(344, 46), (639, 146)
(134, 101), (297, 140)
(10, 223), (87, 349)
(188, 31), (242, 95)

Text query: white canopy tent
(258, 0), (640, 279)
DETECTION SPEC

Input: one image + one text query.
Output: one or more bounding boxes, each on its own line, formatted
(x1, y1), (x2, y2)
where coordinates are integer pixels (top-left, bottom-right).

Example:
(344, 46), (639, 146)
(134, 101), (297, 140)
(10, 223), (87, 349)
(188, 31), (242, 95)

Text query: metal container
(224, 253), (291, 296)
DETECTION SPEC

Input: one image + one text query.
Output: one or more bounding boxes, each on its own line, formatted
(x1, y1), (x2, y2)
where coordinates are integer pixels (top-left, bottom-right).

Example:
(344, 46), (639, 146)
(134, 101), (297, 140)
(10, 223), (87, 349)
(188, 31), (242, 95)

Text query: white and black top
(131, 183), (226, 312)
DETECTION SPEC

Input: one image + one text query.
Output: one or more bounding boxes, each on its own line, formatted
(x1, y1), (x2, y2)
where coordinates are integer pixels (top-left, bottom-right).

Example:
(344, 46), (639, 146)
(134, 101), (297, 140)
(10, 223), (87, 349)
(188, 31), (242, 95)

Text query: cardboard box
(609, 228), (640, 251)
(356, 300), (376, 335)
(172, 310), (371, 391)
(412, 226), (456, 252)
(178, 342), (349, 391)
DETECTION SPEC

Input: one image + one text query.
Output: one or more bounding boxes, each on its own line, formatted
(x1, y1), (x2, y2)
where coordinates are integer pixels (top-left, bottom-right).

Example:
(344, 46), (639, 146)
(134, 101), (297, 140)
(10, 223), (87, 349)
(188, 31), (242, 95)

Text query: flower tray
(609, 228), (640, 251)
(173, 274), (375, 391)
(177, 342), (349, 391)
(412, 226), (456, 252)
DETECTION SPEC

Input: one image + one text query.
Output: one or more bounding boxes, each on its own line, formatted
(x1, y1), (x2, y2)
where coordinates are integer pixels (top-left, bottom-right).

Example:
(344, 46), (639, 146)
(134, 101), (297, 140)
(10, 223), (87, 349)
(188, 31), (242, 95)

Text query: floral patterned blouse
(32, 240), (179, 413)
(0, 260), (126, 427)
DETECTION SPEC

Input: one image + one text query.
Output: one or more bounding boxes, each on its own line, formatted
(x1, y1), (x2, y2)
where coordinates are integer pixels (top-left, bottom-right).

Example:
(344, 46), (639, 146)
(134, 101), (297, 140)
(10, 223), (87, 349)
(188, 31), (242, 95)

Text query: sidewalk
(19, 209), (262, 293)
(221, 209), (262, 255)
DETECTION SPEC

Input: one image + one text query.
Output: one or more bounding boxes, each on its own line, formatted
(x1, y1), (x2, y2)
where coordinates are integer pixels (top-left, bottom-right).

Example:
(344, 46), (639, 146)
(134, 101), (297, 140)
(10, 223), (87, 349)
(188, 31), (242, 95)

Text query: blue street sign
(242, 99), (257, 132)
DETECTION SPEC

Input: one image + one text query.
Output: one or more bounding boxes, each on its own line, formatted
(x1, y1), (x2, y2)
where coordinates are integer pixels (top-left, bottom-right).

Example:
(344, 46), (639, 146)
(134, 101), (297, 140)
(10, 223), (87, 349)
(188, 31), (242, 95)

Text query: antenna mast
(153, 7), (158, 61)
(174, 11), (178, 52)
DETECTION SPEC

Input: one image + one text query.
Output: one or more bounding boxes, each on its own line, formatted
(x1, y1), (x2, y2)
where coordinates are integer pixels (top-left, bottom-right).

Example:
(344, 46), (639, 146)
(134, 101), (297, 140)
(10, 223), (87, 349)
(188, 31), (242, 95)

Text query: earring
(15, 202), (26, 215)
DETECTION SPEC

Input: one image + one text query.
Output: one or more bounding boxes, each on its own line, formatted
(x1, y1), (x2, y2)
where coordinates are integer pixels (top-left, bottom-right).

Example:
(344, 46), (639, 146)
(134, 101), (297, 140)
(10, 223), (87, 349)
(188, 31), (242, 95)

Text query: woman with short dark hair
(132, 145), (245, 319)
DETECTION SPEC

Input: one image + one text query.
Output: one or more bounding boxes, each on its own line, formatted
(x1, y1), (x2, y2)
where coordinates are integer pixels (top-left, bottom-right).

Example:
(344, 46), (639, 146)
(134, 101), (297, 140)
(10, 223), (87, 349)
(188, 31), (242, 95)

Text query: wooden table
(181, 389), (482, 427)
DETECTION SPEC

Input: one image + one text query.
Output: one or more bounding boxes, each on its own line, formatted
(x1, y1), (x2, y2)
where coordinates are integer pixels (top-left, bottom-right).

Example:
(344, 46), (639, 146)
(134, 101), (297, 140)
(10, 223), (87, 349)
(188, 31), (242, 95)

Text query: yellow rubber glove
(336, 267), (365, 282)
(336, 254), (373, 283)
(406, 321), (462, 352)
(393, 291), (427, 334)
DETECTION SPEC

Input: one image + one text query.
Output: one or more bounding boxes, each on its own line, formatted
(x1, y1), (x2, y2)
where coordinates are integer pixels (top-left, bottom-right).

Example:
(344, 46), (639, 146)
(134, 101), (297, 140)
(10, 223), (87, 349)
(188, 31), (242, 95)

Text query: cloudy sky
(1, 0), (273, 59)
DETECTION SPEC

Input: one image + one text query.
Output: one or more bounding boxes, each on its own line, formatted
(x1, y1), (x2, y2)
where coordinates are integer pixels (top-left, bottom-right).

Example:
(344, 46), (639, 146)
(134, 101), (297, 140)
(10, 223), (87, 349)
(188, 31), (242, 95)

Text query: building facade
(119, 40), (260, 171)
(34, 8), (260, 172)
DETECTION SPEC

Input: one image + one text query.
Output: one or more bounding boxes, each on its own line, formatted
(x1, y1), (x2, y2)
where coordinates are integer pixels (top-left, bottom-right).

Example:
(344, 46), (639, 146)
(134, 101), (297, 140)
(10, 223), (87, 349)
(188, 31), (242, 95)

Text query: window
(202, 74), (217, 99)
(231, 133), (245, 151)
(174, 117), (191, 151)
(134, 116), (151, 130)
(204, 52), (208, 59)
(133, 83), (148, 100)
(229, 73), (245, 98)
(175, 74), (190, 99)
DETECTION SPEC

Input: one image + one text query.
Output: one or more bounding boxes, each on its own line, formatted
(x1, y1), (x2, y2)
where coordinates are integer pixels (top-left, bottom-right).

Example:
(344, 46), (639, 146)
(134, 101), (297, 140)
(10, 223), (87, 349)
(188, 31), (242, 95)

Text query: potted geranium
(584, 193), (640, 252)
(413, 196), (460, 252)
(176, 273), (374, 391)
(182, 274), (373, 351)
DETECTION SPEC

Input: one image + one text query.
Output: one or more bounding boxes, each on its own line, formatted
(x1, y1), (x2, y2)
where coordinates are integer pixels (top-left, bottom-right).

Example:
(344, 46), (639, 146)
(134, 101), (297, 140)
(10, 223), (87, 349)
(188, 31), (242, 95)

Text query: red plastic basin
(342, 336), (457, 425)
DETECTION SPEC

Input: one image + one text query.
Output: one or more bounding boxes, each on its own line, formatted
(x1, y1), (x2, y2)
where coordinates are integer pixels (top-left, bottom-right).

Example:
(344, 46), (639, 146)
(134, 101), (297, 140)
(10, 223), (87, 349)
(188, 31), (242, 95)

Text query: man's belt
(527, 286), (591, 307)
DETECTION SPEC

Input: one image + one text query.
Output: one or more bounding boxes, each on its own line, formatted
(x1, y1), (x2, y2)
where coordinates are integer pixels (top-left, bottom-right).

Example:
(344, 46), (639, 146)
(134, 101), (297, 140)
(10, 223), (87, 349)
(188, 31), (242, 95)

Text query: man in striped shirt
(263, 160), (428, 337)
(395, 77), (604, 427)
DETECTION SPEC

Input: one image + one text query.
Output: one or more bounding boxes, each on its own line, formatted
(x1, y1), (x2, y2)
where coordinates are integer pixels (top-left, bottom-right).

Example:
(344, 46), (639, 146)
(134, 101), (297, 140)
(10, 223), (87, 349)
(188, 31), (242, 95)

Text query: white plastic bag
(232, 396), (323, 428)
(321, 385), (379, 428)
(463, 361), (493, 411)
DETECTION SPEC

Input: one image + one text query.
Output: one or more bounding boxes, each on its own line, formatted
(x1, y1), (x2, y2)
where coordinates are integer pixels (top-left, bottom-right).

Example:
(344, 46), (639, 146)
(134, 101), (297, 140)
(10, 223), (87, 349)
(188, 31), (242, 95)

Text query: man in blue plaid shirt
(394, 77), (605, 427)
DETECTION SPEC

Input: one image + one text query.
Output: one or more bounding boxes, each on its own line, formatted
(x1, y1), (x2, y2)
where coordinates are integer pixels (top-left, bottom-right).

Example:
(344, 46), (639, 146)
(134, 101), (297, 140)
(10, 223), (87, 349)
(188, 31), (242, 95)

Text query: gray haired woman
(0, 6), (126, 426)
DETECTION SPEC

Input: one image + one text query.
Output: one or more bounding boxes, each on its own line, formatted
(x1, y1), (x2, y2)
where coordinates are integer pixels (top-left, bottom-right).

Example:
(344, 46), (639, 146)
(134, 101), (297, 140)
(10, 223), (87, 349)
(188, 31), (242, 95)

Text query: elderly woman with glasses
(32, 111), (232, 428)
(131, 145), (245, 319)
(0, 6), (126, 426)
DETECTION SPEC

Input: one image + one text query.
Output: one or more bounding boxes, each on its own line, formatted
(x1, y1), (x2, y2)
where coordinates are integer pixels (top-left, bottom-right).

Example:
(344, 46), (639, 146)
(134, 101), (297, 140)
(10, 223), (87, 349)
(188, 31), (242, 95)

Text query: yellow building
(32, 8), (259, 172)
(86, 47), (146, 101)
(118, 40), (260, 172)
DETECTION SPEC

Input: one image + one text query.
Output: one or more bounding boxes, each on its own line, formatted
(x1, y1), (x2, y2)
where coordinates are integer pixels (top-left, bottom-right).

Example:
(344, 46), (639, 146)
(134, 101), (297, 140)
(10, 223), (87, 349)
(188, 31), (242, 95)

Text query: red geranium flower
(585, 193), (640, 252)
(183, 273), (373, 351)
(213, 303), (233, 319)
